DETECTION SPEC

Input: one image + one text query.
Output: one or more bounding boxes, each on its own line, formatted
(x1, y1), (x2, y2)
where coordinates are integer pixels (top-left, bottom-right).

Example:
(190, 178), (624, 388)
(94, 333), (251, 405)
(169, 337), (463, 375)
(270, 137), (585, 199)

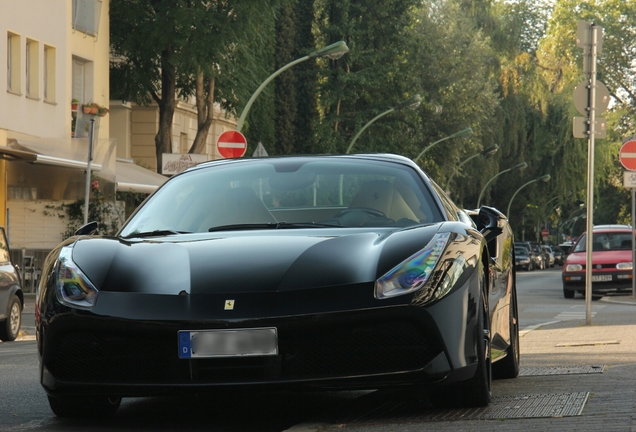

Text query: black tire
(431, 280), (492, 408)
(563, 285), (575, 299)
(493, 284), (520, 379)
(48, 395), (121, 418)
(0, 295), (21, 342)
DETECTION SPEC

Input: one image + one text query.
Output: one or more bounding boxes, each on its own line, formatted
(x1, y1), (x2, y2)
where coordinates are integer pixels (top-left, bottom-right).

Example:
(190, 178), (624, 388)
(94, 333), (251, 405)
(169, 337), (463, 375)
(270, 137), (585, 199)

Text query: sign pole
(583, 24), (600, 326)
(83, 119), (95, 226)
(632, 187), (636, 298)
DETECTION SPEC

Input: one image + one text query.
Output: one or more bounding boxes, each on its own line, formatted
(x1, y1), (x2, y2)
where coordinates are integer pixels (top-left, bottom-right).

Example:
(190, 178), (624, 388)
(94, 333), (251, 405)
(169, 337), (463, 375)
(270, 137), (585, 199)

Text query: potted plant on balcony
(97, 105), (109, 117)
(71, 99), (79, 111)
(82, 103), (94, 114)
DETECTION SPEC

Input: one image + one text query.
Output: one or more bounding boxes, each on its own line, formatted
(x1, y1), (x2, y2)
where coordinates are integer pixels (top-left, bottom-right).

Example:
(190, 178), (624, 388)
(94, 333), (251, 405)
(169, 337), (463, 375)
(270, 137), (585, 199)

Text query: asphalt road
(1, 268), (635, 431)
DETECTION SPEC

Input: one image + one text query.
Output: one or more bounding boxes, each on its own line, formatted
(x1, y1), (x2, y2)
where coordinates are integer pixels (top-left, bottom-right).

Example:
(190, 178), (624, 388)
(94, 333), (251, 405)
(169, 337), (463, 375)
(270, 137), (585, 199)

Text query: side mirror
(476, 206), (506, 243)
(75, 221), (99, 236)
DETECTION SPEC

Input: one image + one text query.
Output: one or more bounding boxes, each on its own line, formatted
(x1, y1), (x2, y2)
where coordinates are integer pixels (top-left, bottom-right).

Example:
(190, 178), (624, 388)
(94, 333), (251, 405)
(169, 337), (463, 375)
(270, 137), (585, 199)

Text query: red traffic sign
(217, 131), (247, 158)
(541, 229), (549, 237)
(619, 140), (636, 171)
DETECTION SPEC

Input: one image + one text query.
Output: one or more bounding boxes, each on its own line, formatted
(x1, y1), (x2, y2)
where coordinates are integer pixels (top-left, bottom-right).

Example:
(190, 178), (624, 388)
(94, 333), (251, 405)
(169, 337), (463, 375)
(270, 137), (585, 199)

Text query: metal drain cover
(520, 365), (605, 376)
(344, 392), (589, 424)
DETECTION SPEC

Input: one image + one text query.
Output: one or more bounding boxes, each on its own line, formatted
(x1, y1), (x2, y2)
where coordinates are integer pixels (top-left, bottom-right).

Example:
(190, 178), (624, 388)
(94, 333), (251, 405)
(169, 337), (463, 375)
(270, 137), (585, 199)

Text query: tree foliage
(110, 0), (277, 169)
(110, 0), (636, 239)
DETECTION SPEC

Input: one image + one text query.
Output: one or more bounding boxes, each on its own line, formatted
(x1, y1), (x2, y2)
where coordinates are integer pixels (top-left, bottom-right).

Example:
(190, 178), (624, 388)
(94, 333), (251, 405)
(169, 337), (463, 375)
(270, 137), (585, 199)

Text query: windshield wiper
(208, 221), (343, 232)
(123, 230), (191, 239)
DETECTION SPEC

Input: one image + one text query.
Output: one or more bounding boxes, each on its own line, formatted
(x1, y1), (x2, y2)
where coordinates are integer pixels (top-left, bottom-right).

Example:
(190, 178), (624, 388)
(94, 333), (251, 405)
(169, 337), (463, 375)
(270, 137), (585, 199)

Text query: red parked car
(562, 225), (634, 298)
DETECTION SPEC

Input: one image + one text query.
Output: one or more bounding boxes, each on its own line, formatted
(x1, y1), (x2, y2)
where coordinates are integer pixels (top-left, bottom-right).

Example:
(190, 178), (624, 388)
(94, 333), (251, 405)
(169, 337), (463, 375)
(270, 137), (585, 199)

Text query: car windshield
(119, 158), (445, 236)
(514, 247), (528, 256)
(573, 232), (634, 252)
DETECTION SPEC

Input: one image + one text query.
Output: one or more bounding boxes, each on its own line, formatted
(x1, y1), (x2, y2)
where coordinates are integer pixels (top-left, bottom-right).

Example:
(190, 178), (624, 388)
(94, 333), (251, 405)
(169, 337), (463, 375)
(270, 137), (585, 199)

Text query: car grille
(50, 320), (438, 384)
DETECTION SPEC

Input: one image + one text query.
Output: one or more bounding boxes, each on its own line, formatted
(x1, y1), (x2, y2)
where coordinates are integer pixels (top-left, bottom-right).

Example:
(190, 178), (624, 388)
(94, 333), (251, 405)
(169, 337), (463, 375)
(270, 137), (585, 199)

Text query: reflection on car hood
(71, 225), (444, 295)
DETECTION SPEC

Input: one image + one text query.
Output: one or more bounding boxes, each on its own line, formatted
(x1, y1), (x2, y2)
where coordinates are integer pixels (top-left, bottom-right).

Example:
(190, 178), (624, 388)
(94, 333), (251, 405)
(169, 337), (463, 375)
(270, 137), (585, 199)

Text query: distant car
(559, 242), (574, 256)
(0, 227), (23, 342)
(541, 245), (555, 268)
(515, 246), (532, 271)
(36, 154), (519, 417)
(551, 245), (565, 266)
(562, 225), (634, 298)
(515, 241), (544, 270)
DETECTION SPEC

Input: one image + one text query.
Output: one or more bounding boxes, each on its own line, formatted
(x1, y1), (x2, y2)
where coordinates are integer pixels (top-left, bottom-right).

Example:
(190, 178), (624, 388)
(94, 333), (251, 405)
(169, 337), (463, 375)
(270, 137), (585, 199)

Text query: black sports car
(36, 154), (519, 417)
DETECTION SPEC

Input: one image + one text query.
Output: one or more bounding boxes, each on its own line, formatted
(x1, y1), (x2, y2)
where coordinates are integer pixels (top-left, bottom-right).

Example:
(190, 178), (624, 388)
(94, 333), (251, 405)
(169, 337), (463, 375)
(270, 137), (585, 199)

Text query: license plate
(592, 275), (612, 282)
(178, 328), (277, 359)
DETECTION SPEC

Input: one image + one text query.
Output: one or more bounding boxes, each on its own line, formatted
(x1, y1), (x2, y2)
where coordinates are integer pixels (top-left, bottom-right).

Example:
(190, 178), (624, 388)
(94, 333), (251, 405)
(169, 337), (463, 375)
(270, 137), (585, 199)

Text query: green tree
(110, 0), (276, 170)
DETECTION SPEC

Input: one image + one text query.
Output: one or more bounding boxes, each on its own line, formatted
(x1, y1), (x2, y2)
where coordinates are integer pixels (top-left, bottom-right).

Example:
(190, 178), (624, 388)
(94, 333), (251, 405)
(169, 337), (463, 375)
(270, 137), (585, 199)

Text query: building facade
(1, 1), (238, 283)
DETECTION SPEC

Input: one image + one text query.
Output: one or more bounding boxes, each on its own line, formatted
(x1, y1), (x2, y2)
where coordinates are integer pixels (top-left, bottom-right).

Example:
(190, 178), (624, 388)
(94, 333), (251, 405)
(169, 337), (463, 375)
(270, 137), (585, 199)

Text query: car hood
(71, 225), (448, 295)
(565, 250), (633, 266)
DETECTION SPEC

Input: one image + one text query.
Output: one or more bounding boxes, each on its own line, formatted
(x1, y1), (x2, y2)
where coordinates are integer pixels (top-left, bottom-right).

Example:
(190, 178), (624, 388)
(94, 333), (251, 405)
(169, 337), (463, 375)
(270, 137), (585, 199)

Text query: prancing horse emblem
(225, 300), (235, 310)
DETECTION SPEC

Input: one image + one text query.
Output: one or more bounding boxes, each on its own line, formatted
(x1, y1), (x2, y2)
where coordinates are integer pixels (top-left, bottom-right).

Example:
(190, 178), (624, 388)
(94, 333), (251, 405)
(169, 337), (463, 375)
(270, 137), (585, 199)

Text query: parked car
(515, 246), (532, 271)
(562, 225), (634, 298)
(515, 241), (545, 270)
(0, 226), (24, 342)
(551, 245), (565, 266)
(37, 154), (519, 417)
(541, 245), (555, 268)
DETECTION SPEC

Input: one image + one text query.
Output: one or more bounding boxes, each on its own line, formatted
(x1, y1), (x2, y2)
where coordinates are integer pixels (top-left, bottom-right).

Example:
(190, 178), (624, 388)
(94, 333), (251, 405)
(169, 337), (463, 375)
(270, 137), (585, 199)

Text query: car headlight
(616, 262), (633, 270)
(565, 264), (583, 272)
(55, 245), (99, 310)
(375, 232), (451, 300)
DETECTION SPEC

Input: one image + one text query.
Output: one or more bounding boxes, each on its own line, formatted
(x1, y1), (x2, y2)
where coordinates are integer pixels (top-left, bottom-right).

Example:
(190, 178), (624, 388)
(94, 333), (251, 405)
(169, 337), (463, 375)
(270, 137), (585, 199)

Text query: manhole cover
(520, 365), (605, 376)
(344, 392), (589, 424)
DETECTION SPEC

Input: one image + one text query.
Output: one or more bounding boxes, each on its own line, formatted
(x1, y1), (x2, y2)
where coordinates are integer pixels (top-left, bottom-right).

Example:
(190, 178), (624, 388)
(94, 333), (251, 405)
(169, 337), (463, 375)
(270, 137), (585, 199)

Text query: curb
(599, 295), (636, 306)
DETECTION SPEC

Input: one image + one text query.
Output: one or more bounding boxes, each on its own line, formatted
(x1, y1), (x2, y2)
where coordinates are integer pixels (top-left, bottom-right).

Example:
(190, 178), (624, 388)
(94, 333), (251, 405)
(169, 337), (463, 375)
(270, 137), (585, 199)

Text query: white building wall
(1, 0), (111, 253)
(0, 0), (70, 138)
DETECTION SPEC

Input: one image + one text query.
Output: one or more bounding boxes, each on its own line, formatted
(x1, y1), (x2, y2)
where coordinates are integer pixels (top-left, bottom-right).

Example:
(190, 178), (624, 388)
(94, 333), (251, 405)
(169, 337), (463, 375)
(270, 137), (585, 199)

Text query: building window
(72, 57), (93, 103)
(26, 39), (39, 99)
(7, 32), (21, 94)
(72, 0), (102, 37)
(43, 45), (56, 103)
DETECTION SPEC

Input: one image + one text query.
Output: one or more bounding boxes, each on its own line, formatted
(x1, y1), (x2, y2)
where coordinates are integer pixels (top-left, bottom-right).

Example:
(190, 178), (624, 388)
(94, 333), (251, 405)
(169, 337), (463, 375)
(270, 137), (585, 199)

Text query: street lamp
(413, 127), (473, 164)
(477, 161), (527, 207)
(445, 144), (499, 192)
(346, 94), (422, 154)
(507, 174), (551, 216)
(236, 41), (349, 132)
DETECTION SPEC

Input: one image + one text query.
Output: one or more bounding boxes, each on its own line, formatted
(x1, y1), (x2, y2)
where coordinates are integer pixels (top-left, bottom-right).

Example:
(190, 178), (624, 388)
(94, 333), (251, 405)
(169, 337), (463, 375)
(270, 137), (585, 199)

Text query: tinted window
(0, 228), (10, 263)
(120, 158), (445, 235)
(573, 232), (633, 252)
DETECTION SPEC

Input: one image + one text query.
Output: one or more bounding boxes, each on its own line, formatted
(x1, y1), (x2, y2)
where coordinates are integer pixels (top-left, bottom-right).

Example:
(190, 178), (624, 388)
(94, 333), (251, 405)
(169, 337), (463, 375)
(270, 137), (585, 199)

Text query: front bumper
(562, 272), (634, 294)
(38, 281), (481, 397)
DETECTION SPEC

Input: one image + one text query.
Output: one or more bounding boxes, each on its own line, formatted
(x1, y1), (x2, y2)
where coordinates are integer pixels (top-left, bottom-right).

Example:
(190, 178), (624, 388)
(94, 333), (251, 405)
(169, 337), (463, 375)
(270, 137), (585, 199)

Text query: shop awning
(115, 159), (167, 194)
(0, 144), (102, 171)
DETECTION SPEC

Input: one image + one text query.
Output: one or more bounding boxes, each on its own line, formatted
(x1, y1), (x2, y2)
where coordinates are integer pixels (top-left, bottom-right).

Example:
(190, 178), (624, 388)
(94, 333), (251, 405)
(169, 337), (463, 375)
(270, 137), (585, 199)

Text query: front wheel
(48, 395), (121, 418)
(0, 295), (21, 342)
(431, 282), (492, 408)
(563, 285), (575, 299)
(493, 283), (520, 379)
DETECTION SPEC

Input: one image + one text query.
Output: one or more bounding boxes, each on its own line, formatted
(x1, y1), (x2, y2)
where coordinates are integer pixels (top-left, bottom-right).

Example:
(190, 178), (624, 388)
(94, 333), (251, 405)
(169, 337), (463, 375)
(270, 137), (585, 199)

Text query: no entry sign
(620, 140), (636, 171)
(217, 131), (247, 158)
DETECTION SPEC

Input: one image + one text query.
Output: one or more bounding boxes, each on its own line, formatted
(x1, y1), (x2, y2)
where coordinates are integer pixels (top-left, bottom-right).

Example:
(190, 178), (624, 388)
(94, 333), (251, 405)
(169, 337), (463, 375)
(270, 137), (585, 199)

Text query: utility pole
(573, 21), (608, 325)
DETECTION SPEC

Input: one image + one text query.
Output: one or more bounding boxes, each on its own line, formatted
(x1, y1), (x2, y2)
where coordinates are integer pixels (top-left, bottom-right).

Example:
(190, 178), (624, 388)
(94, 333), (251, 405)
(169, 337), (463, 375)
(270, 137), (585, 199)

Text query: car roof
(579, 225), (634, 236)
(592, 224), (632, 231)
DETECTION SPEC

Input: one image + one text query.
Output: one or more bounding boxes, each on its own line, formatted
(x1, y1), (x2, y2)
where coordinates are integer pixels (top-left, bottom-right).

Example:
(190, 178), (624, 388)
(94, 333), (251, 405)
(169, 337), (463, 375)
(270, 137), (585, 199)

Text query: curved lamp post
(445, 144), (499, 192)
(507, 174), (551, 216)
(346, 94), (422, 154)
(413, 127), (473, 164)
(236, 41), (349, 132)
(477, 161), (527, 207)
